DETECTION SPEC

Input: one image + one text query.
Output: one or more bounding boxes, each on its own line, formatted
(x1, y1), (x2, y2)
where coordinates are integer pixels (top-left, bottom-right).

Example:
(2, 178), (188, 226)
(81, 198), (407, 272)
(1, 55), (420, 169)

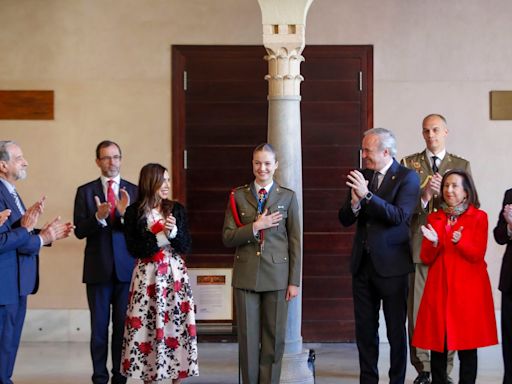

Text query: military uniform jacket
(222, 182), (301, 292)
(401, 150), (471, 263)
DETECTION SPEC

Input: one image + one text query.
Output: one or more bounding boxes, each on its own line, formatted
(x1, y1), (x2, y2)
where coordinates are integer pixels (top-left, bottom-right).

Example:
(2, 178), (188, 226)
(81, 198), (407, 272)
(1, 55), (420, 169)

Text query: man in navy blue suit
(0, 140), (73, 384)
(74, 140), (137, 384)
(339, 128), (420, 384)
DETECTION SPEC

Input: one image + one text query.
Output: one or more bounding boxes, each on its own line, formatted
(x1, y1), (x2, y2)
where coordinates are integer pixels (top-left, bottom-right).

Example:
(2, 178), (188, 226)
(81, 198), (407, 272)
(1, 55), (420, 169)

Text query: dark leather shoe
(413, 371), (431, 384)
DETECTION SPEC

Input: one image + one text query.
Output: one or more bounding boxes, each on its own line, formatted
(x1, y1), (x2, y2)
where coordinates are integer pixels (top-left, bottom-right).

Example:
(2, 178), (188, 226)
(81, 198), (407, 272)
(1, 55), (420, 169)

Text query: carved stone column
(258, 1), (314, 383)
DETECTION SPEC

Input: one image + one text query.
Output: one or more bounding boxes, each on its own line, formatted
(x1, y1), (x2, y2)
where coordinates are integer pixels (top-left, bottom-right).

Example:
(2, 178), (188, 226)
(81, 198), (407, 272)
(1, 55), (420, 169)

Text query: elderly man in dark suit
(74, 140), (137, 384)
(0, 140), (73, 384)
(222, 143), (301, 384)
(339, 128), (420, 384)
(493, 190), (512, 384)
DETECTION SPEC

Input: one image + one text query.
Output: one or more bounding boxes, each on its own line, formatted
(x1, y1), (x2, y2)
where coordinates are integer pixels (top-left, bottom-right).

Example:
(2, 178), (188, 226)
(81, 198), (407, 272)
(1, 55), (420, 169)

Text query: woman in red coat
(412, 169), (497, 384)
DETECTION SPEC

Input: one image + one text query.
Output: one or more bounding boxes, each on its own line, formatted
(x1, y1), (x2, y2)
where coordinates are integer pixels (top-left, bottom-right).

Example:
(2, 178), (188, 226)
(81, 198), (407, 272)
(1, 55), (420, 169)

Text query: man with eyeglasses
(73, 140), (137, 384)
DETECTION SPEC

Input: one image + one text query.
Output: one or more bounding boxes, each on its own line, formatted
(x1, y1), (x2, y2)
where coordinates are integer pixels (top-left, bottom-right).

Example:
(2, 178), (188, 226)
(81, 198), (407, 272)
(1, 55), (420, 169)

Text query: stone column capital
(258, 0), (313, 97)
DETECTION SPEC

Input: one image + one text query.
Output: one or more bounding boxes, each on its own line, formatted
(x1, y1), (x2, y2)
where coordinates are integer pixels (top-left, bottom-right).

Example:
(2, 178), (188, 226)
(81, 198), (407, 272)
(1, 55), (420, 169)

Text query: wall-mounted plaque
(490, 91), (512, 120)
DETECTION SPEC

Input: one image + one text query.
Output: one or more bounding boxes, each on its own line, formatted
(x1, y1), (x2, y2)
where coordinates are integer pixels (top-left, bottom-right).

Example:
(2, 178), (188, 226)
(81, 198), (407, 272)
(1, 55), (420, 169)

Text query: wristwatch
(365, 191), (373, 201)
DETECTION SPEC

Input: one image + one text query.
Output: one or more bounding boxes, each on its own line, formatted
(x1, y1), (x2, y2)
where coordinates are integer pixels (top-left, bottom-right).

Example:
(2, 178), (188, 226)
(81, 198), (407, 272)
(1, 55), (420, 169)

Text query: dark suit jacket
(494, 189), (512, 294)
(338, 159), (420, 277)
(74, 178), (137, 284)
(0, 182), (43, 304)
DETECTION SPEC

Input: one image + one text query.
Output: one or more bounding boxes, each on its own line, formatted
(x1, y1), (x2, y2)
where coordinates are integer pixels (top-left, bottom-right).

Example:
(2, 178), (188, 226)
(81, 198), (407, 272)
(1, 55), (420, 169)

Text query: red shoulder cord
(229, 188), (243, 228)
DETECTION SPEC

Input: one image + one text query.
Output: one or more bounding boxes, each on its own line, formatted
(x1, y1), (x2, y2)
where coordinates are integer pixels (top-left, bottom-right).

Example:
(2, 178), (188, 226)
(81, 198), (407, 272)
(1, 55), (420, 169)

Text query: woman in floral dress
(121, 163), (198, 384)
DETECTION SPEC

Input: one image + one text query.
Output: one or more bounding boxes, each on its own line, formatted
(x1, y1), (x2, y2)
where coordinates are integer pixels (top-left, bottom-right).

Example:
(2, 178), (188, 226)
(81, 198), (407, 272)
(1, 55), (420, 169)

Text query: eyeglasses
(98, 155), (122, 162)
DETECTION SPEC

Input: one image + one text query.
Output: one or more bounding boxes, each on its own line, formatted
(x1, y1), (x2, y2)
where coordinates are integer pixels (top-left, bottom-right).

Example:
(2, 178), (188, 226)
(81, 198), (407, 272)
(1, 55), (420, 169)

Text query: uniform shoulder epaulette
(233, 184), (249, 191)
(448, 153), (468, 162)
(403, 152), (422, 160)
(400, 152), (423, 167)
(278, 185), (294, 193)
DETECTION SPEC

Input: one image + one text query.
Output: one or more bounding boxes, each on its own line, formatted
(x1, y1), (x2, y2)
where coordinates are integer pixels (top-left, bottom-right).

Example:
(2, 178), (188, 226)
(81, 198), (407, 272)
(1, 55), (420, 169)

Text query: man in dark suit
(0, 140), (73, 384)
(339, 128), (420, 384)
(493, 190), (512, 384)
(74, 140), (137, 384)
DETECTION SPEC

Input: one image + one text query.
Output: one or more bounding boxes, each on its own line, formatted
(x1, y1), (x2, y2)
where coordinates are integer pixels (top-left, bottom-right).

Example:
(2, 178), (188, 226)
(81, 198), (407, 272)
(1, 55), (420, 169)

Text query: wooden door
(172, 45), (373, 341)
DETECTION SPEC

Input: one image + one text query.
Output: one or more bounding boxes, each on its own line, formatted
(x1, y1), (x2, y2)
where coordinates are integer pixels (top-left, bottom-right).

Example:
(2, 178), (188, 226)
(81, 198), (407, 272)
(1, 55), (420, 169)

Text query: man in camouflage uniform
(401, 114), (471, 384)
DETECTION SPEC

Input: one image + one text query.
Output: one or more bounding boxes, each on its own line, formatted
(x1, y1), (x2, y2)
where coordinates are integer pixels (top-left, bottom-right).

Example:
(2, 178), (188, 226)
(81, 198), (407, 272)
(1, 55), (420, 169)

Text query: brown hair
(441, 169), (480, 208)
(136, 163), (173, 219)
(95, 140), (122, 159)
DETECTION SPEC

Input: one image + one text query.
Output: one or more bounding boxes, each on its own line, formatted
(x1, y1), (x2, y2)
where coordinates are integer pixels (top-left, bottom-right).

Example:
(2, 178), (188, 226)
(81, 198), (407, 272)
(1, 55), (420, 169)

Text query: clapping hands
(452, 226), (464, 244)
(21, 196), (45, 232)
(39, 216), (74, 245)
(94, 188), (130, 220)
(421, 224), (439, 246)
(421, 223), (464, 245)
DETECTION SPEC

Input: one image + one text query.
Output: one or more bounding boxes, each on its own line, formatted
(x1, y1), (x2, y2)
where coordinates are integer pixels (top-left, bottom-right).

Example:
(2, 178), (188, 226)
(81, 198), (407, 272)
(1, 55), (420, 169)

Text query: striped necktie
(257, 188), (268, 246)
(11, 190), (25, 214)
(257, 188), (268, 214)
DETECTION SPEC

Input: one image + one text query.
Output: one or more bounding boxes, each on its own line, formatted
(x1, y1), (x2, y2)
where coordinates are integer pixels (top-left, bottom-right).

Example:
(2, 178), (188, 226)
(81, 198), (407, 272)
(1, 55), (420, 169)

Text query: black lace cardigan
(123, 201), (191, 258)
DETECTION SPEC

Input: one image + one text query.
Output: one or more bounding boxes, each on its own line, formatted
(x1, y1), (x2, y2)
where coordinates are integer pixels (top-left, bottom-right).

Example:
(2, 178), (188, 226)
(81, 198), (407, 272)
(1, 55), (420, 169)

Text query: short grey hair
(364, 128), (397, 158)
(0, 141), (16, 162)
(423, 113), (447, 126)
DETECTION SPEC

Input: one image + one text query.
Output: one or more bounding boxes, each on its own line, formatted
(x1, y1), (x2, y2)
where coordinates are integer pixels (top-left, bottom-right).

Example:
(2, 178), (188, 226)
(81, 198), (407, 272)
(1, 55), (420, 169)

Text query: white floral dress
(121, 209), (199, 381)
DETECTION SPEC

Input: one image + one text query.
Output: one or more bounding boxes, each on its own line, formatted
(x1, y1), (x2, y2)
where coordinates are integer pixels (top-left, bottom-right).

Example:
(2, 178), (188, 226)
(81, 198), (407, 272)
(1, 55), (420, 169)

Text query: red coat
(412, 205), (497, 352)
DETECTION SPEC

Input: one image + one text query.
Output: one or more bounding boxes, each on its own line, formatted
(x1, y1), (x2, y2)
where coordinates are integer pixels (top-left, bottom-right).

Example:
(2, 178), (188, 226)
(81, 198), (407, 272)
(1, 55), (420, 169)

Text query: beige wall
(0, 0), (511, 309)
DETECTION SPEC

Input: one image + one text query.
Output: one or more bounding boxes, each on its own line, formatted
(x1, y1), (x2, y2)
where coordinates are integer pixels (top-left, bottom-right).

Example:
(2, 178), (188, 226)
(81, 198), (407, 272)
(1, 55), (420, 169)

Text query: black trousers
(431, 348), (477, 384)
(352, 252), (409, 384)
(502, 291), (512, 384)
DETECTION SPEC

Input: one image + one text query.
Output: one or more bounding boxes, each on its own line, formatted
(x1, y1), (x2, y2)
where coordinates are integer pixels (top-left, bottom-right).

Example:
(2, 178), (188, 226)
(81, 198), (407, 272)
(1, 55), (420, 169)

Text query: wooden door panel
(186, 169), (253, 189)
(186, 102), (268, 125)
(303, 299), (354, 319)
(173, 45), (372, 342)
(303, 211), (344, 232)
(185, 56), (267, 81)
(301, 102), (361, 124)
(302, 319), (355, 341)
(302, 58), (362, 80)
(303, 276), (352, 298)
(302, 82), (360, 102)
(303, 254), (351, 276)
(187, 124), (265, 145)
(301, 123), (361, 144)
(187, 81), (267, 102)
